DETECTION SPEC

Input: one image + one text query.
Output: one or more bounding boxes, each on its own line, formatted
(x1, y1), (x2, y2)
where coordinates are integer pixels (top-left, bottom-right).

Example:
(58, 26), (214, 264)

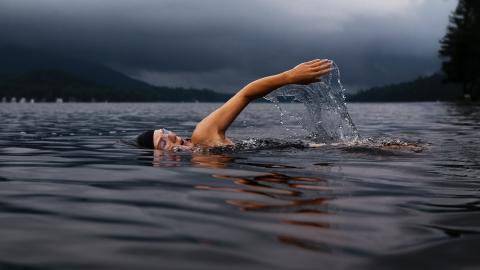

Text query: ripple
(0, 102), (479, 269)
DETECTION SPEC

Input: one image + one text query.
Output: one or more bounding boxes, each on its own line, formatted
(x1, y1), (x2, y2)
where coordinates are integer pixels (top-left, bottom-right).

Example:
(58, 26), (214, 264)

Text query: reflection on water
(191, 153), (236, 169)
(0, 102), (480, 270)
(197, 172), (330, 210)
(194, 164), (335, 252)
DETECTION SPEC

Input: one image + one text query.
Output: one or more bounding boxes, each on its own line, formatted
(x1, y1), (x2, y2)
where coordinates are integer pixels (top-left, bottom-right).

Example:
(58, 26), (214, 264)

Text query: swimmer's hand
(283, 59), (332, 85)
(191, 59), (332, 147)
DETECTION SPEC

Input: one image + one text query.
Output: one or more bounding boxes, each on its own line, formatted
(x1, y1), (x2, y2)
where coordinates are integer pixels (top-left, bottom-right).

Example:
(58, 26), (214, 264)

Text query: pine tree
(439, 0), (480, 100)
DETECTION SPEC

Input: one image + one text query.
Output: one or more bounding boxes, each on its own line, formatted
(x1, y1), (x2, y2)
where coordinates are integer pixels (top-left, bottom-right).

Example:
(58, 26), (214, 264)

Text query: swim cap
(136, 130), (154, 149)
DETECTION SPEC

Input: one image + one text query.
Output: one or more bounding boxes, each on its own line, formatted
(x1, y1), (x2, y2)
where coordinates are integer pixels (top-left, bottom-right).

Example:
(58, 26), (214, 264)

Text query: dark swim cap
(136, 130), (154, 149)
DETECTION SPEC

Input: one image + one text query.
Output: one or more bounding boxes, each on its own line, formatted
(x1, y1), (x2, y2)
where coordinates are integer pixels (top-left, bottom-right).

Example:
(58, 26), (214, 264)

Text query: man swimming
(136, 59), (333, 150)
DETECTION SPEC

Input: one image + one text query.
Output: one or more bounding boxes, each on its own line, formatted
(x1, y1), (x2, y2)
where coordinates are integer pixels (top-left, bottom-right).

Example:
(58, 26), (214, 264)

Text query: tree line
(350, 0), (479, 102)
(440, 0), (480, 100)
(0, 69), (231, 102)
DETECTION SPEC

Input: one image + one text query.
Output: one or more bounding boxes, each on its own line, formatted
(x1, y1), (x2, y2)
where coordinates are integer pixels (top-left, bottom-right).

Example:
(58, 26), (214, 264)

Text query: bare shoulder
(191, 132), (233, 147)
(191, 115), (216, 144)
(191, 120), (233, 147)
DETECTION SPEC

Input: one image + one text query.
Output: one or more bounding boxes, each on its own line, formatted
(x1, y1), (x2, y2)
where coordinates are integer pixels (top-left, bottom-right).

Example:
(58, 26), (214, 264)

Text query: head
(136, 128), (193, 150)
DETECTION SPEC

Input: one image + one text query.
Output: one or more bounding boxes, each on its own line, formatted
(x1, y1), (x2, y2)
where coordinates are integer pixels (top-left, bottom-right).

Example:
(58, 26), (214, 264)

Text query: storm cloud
(0, 0), (456, 92)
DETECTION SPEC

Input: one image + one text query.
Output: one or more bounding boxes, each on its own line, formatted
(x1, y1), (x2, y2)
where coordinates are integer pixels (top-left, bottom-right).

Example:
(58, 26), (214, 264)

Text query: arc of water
(264, 62), (359, 143)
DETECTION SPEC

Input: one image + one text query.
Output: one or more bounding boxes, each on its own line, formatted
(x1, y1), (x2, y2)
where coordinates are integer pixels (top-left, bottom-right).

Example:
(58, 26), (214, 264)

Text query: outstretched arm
(191, 59), (332, 146)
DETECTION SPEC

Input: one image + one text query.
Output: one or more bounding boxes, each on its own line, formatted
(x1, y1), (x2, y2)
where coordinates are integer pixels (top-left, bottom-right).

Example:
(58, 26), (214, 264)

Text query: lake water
(0, 102), (479, 270)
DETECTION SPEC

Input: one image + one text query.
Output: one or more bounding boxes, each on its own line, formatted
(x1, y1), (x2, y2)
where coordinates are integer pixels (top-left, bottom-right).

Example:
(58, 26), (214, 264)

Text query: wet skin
(152, 59), (333, 150)
(154, 129), (194, 151)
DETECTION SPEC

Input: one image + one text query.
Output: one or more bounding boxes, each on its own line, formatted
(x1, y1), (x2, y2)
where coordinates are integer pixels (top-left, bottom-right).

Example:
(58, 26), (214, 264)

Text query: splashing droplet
(264, 62), (359, 143)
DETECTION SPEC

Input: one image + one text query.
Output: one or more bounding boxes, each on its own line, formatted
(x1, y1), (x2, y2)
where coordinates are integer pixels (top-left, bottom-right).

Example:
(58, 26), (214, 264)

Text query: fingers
(309, 62), (332, 75)
(311, 60), (332, 68)
(312, 67), (333, 76)
(289, 59), (333, 84)
(306, 59), (331, 66)
(310, 62), (332, 70)
(305, 59), (322, 64)
(310, 67), (332, 74)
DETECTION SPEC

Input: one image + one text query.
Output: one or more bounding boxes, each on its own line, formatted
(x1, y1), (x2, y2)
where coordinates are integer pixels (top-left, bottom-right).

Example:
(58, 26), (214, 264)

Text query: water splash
(264, 62), (359, 143)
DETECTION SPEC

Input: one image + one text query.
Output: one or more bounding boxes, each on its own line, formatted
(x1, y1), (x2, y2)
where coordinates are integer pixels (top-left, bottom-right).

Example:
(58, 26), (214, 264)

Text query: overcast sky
(0, 0), (457, 92)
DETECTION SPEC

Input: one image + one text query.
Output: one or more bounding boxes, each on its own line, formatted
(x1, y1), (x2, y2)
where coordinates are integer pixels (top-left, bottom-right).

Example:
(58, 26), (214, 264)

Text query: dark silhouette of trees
(348, 74), (462, 102)
(439, 0), (480, 100)
(0, 70), (231, 102)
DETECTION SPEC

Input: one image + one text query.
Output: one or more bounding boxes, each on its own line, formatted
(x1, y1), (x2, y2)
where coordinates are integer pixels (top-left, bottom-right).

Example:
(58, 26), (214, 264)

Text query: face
(154, 129), (193, 150)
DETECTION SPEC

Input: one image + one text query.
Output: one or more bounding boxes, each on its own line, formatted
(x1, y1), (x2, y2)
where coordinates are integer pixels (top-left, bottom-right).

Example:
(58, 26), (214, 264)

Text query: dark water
(0, 102), (479, 270)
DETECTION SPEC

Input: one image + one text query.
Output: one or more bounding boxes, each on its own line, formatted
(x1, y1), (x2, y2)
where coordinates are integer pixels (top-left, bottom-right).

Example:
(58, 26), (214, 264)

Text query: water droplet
(263, 61), (359, 143)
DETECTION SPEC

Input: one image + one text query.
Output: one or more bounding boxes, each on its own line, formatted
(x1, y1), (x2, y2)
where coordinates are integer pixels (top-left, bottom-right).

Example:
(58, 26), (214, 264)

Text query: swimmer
(136, 59), (333, 150)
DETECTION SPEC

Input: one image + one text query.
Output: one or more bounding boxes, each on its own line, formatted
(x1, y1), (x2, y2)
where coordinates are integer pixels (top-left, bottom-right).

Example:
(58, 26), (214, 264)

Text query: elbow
(239, 87), (259, 102)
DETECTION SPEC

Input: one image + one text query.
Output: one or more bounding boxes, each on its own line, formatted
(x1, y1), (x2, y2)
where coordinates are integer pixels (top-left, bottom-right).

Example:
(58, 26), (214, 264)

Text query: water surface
(0, 102), (479, 270)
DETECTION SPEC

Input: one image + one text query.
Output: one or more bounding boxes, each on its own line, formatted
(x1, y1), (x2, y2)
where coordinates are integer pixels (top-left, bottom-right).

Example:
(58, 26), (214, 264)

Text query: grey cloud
(0, 0), (457, 92)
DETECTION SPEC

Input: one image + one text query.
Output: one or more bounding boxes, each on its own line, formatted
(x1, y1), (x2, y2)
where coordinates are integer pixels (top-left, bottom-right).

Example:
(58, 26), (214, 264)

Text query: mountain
(0, 46), (153, 90)
(0, 69), (231, 102)
(348, 74), (463, 102)
(0, 46), (231, 102)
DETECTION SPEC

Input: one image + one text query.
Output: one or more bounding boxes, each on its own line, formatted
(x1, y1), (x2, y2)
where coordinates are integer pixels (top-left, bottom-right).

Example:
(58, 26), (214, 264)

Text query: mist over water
(265, 62), (359, 143)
